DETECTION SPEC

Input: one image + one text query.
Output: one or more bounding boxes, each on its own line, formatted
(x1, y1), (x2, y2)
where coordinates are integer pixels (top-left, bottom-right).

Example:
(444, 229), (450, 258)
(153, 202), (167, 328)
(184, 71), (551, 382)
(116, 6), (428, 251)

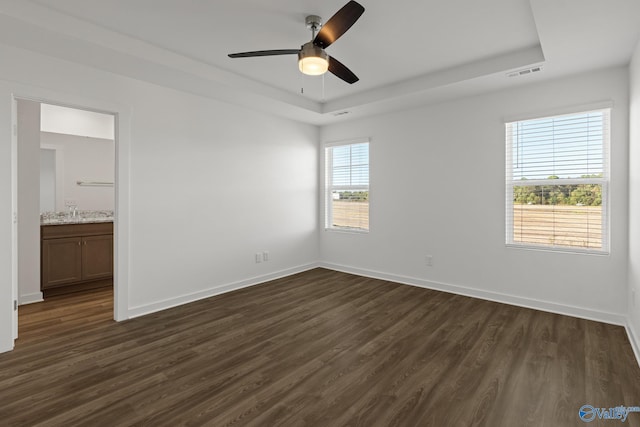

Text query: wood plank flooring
(1, 268), (639, 426)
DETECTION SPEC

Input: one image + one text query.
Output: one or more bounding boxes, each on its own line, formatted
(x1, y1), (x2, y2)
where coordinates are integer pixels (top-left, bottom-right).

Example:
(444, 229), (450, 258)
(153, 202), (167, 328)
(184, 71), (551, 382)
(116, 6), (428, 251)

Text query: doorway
(14, 98), (118, 342)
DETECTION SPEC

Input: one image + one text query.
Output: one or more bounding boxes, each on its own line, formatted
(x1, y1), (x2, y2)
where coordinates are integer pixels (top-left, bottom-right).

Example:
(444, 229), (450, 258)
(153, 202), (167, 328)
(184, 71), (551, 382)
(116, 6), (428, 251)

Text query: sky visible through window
(506, 110), (608, 250)
(511, 112), (604, 180)
(331, 143), (369, 186)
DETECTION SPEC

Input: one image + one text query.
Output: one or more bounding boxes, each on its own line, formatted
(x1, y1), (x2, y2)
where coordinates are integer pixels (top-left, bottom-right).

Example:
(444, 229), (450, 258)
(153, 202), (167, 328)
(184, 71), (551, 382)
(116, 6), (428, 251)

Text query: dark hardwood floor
(1, 268), (639, 426)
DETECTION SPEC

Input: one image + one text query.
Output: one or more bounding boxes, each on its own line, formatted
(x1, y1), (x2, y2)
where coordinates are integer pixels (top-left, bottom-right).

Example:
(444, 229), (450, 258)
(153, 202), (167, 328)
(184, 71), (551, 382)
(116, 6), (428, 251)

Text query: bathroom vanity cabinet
(41, 222), (113, 296)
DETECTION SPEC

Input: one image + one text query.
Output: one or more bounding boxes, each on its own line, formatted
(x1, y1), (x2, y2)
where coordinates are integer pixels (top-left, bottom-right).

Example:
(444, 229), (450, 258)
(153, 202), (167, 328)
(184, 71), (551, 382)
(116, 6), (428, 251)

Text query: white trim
(505, 108), (610, 254)
(124, 260), (640, 370)
(324, 227), (369, 235)
(627, 322), (640, 369)
(323, 137), (370, 148)
(324, 143), (333, 229)
(502, 100), (614, 124)
(0, 341), (12, 353)
(505, 243), (610, 256)
(324, 139), (370, 232)
(10, 96), (18, 342)
(4, 81), (132, 342)
(318, 262), (627, 326)
(112, 108), (131, 322)
(127, 263), (320, 319)
(18, 292), (43, 305)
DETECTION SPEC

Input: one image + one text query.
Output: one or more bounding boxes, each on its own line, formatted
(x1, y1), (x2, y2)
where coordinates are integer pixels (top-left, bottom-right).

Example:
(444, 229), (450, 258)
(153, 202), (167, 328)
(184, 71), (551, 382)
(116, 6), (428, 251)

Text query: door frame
(7, 85), (131, 349)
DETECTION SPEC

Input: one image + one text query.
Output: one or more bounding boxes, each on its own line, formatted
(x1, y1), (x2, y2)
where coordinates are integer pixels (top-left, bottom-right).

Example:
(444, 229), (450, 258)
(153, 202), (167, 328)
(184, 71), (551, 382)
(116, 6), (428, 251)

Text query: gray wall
(320, 66), (629, 325)
(0, 44), (320, 351)
(17, 100), (42, 305)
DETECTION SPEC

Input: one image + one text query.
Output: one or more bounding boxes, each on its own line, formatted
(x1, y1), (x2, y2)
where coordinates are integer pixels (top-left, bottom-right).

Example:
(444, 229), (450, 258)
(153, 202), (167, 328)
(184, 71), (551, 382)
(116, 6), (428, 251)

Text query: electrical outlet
(255, 253), (262, 263)
(263, 251), (269, 262)
(425, 255), (433, 267)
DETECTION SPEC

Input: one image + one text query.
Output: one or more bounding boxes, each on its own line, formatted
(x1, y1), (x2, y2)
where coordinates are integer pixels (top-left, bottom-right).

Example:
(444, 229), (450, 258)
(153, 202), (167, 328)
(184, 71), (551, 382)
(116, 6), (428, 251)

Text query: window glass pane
(330, 190), (369, 231)
(506, 108), (609, 252)
(331, 143), (369, 186)
(332, 145), (351, 168)
(512, 184), (602, 248)
(351, 165), (369, 186)
(326, 141), (370, 231)
(510, 112), (605, 180)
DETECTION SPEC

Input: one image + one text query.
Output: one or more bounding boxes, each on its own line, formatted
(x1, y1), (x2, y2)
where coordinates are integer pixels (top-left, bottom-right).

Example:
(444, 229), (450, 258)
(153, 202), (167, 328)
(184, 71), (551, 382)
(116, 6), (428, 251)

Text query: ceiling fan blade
(228, 49), (299, 58)
(314, 1), (365, 49)
(328, 56), (359, 84)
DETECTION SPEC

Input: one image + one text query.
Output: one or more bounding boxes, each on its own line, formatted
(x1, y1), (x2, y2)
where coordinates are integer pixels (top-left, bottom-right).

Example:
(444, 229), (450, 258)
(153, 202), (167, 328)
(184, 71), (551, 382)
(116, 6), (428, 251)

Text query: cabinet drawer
(41, 222), (113, 239)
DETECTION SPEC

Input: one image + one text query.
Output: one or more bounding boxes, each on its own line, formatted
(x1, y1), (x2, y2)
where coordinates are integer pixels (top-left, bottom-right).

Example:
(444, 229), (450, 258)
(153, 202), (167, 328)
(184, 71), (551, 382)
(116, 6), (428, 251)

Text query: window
(505, 108), (610, 252)
(325, 139), (369, 232)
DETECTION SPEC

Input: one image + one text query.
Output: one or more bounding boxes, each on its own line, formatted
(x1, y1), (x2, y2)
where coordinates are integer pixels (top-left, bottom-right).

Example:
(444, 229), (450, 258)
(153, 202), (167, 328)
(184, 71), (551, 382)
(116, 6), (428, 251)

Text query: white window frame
(505, 107), (610, 254)
(324, 138), (370, 233)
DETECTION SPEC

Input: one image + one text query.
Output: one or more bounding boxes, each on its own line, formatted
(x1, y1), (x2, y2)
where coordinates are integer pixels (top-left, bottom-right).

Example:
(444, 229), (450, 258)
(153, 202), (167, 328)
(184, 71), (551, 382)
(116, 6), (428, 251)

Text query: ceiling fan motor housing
(298, 42), (329, 75)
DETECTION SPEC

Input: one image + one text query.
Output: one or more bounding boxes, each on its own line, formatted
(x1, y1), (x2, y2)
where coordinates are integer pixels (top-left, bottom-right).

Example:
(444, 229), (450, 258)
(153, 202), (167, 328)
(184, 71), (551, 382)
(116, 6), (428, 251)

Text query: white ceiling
(1, 0), (639, 124)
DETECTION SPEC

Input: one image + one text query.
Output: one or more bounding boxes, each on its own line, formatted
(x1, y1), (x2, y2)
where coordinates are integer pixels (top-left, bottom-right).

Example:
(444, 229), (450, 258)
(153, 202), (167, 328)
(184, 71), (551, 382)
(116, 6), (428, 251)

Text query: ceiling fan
(228, 1), (365, 84)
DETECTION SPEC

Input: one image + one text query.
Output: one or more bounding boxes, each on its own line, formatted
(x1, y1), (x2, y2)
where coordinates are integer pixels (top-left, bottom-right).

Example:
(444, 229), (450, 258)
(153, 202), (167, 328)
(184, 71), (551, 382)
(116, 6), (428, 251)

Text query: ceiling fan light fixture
(298, 43), (329, 76)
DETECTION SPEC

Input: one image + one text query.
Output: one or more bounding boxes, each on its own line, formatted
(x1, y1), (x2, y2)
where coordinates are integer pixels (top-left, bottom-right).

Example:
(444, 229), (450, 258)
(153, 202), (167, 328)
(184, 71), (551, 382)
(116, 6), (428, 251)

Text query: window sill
(506, 243), (609, 256)
(325, 227), (369, 235)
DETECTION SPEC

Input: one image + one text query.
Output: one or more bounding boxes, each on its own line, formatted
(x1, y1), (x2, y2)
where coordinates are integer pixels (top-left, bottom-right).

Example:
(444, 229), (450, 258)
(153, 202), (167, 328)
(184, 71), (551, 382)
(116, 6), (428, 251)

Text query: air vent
(507, 65), (543, 78)
(333, 111), (350, 116)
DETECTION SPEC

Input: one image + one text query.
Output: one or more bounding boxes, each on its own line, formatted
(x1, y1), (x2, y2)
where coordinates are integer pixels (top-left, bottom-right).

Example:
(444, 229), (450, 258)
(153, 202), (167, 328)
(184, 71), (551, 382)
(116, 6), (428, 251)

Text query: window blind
(325, 141), (370, 231)
(505, 109), (609, 252)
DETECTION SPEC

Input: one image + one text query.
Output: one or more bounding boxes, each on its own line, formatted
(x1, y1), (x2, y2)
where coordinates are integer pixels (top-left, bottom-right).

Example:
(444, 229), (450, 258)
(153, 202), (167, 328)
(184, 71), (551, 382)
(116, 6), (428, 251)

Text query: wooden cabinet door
(81, 235), (113, 281)
(42, 237), (83, 289)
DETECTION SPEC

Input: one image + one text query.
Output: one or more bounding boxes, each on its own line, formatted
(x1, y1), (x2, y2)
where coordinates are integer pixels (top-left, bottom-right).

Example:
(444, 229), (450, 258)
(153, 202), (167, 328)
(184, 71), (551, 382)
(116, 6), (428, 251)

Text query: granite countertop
(41, 210), (114, 225)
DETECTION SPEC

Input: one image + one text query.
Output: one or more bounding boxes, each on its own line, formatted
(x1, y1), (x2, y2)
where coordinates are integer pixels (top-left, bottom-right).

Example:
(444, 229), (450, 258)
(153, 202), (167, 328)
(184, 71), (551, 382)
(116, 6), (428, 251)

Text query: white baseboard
(127, 262), (320, 319)
(18, 292), (43, 306)
(123, 260), (639, 369)
(319, 262), (627, 326)
(627, 322), (640, 369)
(0, 341), (14, 353)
